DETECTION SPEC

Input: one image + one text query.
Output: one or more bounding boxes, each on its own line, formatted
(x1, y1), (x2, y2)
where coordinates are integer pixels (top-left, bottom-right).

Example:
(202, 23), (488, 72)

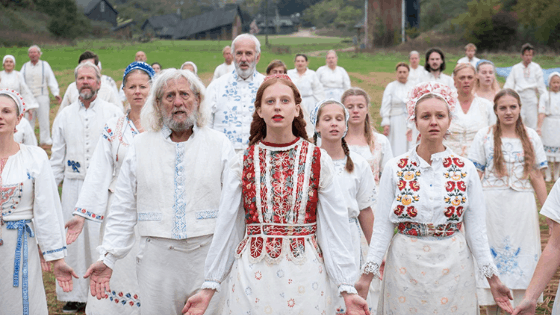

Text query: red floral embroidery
(457, 181), (466, 191)
(444, 206), (455, 217)
(394, 156), (421, 219)
(445, 181), (455, 192)
(443, 155), (468, 222)
(456, 206), (464, 217)
(409, 180), (419, 191)
(452, 157), (465, 167)
(398, 158), (408, 168)
(398, 180), (406, 190)
(443, 157), (453, 168)
(394, 205), (405, 215)
(406, 206), (417, 217)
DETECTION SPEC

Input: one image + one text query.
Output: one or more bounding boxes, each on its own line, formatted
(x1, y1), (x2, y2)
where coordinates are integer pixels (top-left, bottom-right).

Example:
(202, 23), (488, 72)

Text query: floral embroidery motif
(108, 290), (141, 307)
(195, 210), (219, 220)
(67, 160), (80, 173)
(544, 145), (560, 154)
(2, 183), (23, 217)
(74, 207), (104, 221)
(171, 143), (187, 239)
(443, 156), (467, 222)
(491, 236), (523, 276)
(394, 158), (421, 219)
(42, 247), (67, 255)
(397, 222), (462, 238)
(137, 212), (162, 221)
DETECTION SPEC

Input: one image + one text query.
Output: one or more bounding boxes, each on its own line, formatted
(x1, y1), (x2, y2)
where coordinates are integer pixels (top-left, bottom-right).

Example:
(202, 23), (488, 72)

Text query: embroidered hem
(74, 207), (104, 221)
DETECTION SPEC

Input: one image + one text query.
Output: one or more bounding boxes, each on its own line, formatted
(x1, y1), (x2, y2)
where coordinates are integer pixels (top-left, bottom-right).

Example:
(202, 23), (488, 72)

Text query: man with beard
(50, 62), (121, 314)
(206, 34), (265, 152)
(423, 47), (455, 91)
(58, 51), (122, 115)
(84, 69), (234, 315)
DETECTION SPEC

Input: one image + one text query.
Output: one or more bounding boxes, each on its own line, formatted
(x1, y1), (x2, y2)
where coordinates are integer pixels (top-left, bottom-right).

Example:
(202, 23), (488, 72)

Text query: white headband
(2, 55), (15, 66)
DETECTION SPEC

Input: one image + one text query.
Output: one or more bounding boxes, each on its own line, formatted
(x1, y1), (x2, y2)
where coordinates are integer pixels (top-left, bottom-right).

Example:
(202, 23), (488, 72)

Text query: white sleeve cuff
(201, 280), (221, 292)
(99, 252), (116, 270)
(338, 284), (358, 296)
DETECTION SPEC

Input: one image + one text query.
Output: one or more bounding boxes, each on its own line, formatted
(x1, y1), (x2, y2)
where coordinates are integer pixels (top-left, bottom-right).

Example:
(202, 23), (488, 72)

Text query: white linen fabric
(0, 70), (39, 111)
(504, 62), (547, 129)
(380, 80), (413, 156)
(444, 96), (496, 157)
(201, 139), (359, 314)
(207, 69), (265, 150)
(457, 56), (481, 68)
(212, 62), (234, 81)
(469, 126), (547, 305)
(0, 145), (67, 314)
(538, 91), (560, 161)
(348, 132), (393, 185)
(539, 179), (560, 313)
(422, 72), (456, 91)
(408, 66), (427, 86)
(73, 115), (141, 315)
(287, 68), (325, 136)
(102, 74), (120, 99)
(14, 118), (37, 146)
(58, 81), (123, 114)
(316, 65), (351, 101)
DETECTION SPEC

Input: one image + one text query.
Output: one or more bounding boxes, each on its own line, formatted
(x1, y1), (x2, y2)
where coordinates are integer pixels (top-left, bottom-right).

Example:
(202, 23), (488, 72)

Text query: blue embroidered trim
(42, 246), (67, 256)
(195, 210), (219, 220)
(67, 160), (81, 173)
(74, 207), (104, 221)
(538, 161), (548, 168)
(108, 290), (141, 307)
(471, 160), (486, 172)
(6, 219), (34, 315)
(137, 212), (163, 221)
(171, 143), (187, 239)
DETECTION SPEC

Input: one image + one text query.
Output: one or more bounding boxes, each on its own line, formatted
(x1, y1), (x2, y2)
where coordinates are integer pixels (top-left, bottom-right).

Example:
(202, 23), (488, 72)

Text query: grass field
(2, 35), (558, 314)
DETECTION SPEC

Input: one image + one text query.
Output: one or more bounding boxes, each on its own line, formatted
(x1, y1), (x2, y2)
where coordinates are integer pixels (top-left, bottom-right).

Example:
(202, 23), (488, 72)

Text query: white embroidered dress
(73, 114), (141, 314)
(287, 68), (325, 136)
(201, 138), (358, 314)
(444, 96), (496, 157)
(504, 62), (547, 129)
(380, 80), (413, 156)
(348, 133), (393, 185)
(207, 70), (265, 151)
(316, 65), (351, 101)
(330, 152), (377, 314)
(50, 99), (121, 302)
(468, 126), (547, 305)
(0, 145), (67, 315)
(363, 148), (498, 313)
(539, 179), (560, 313)
(538, 91), (560, 161)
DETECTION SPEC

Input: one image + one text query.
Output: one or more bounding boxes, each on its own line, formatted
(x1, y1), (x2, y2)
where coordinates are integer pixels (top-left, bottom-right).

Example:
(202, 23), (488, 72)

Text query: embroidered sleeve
(362, 261), (382, 278)
(478, 263), (499, 279)
(531, 130), (548, 169)
(338, 284), (358, 295)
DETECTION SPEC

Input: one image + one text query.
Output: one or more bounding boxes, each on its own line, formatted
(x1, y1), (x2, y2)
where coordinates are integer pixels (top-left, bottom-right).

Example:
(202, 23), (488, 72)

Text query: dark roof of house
(112, 20), (136, 31)
(75, 0), (118, 15)
(173, 5), (242, 39)
(141, 13), (182, 31)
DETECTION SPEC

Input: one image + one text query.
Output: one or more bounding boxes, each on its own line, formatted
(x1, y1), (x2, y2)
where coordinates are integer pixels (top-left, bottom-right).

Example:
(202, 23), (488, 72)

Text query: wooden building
(141, 14), (182, 39)
(76, 0), (118, 27)
(172, 5), (243, 40)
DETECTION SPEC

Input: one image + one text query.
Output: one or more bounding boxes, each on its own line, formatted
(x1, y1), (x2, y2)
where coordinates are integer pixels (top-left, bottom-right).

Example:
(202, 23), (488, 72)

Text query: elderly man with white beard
(50, 61), (121, 313)
(206, 33), (265, 152)
(84, 69), (235, 315)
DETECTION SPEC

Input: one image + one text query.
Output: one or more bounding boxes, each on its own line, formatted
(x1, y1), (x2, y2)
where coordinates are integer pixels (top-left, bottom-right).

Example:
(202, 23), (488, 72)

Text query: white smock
(380, 80), (412, 156)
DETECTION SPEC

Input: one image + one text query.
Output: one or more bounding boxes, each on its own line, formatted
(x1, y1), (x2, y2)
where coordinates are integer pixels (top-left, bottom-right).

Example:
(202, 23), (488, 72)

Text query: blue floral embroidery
(67, 160), (80, 173)
(544, 145), (560, 154)
(491, 236), (523, 276)
(137, 212), (163, 221)
(108, 290), (141, 307)
(195, 210), (219, 220)
(42, 246), (67, 256)
(471, 160), (486, 172)
(171, 143), (187, 239)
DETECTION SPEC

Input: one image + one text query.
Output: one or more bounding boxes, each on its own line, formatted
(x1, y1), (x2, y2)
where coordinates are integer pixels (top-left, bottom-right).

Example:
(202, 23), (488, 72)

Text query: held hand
(379, 259), (386, 280)
(65, 216), (85, 245)
(55, 95), (62, 105)
(52, 259), (79, 292)
(84, 261), (113, 300)
(512, 298), (537, 315)
(488, 275), (514, 314)
(38, 246), (52, 272)
(342, 293), (370, 315)
(355, 273), (375, 300)
(383, 125), (390, 136)
(182, 289), (215, 315)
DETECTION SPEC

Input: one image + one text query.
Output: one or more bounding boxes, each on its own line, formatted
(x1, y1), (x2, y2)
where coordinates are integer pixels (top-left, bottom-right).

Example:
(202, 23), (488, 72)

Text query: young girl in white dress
(474, 60), (501, 103)
(537, 72), (560, 181)
(469, 88), (548, 313)
(184, 74), (369, 315)
(310, 99), (376, 314)
(355, 82), (514, 314)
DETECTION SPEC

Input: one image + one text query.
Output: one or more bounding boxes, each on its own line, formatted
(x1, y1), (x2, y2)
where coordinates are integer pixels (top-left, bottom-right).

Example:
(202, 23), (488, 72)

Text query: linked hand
(182, 289), (215, 314)
(84, 261), (113, 300)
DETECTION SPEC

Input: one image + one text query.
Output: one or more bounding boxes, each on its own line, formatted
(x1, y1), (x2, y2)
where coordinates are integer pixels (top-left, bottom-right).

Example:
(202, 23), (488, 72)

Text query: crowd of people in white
(1, 35), (560, 315)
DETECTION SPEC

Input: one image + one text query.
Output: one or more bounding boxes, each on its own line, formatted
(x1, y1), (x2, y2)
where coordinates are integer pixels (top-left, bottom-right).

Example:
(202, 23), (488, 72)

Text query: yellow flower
(402, 195), (412, 206)
(404, 171), (414, 180)
(397, 171), (403, 177)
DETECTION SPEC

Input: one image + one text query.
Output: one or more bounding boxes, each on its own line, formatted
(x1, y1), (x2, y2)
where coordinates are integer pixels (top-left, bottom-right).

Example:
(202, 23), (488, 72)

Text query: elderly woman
(355, 82), (514, 314)
(316, 50), (351, 101)
(181, 61), (198, 75)
(0, 89), (76, 315)
(64, 62), (155, 315)
(474, 60), (501, 103)
(444, 63), (496, 156)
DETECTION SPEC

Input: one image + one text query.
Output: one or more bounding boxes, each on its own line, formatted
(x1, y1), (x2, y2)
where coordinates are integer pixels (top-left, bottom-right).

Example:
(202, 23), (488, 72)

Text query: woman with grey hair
(316, 50), (351, 100)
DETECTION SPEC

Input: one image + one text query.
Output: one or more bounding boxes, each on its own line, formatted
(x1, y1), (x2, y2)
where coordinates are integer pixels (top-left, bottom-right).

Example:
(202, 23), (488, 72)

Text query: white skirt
(542, 116), (560, 160)
(224, 240), (330, 314)
(378, 232), (478, 314)
(387, 114), (408, 157)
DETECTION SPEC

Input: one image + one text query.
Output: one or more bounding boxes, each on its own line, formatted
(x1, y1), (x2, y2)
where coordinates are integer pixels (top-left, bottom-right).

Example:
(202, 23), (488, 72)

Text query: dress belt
(245, 223), (317, 237)
(397, 221), (462, 238)
(6, 219), (34, 315)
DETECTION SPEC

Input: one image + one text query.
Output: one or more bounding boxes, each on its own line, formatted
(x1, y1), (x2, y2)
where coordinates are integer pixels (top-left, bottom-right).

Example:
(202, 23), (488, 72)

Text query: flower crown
(0, 89), (26, 119)
(406, 82), (458, 121)
(263, 74), (292, 82)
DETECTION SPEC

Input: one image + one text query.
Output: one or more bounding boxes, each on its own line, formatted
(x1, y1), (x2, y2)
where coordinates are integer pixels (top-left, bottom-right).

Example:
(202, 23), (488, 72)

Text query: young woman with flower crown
(310, 99), (376, 314)
(354, 82), (514, 314)
(183, 74), (370, 315)
(469, 88), (548, 313)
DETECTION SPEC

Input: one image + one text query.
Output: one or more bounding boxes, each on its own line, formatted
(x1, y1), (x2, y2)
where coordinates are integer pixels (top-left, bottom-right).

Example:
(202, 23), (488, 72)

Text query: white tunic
(0, 70), (39, 111)
(98, 125), (235, 269)
(538, 91), (560, 159)
(504, 62), (547, 129)
(539, 179), (560, 313)
(316, 65), (351, 101)
(469, 127), (547, 302)
(380, 80), (413, 156)
(423, 72), (456, 91)
(58, 81), (123, 115)
(444, 96), (496, 156)
(73, 115), (141, 314)
(348, 132), (393, 184)
(102, 74), (120, 99)
(408, 66), (427, 86)
(20, 60), (60, 97)
(457, 56), (481, 68)
(287, 68), (325, 135)
(14, 118), (37, 146)
(207, 69), (265, 150)
(0, 145), (67, 315)
(212, 62), (235, 81)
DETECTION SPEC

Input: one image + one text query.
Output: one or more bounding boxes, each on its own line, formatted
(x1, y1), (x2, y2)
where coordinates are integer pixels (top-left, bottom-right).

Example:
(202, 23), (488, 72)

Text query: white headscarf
(2, 55), (15, 67)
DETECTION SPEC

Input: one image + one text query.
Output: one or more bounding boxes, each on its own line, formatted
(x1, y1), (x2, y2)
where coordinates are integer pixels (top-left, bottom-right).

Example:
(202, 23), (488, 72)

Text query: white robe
(504, 62), (547, 129)
(20, 60), (60, 98)
(14, 118), (37, 146)
(58, 81), (123, 115)
(287, 68), (325, 136)
(457, 56), (481, 68)
(539, 91), (560, 160)
(212, 62), (235, 81)
(0, 70), (39, 111)
(348, 132), (393, 185)
(380, 80), (413, 156)
(539, 179), (560, 313)
(408, 66), (427, 86)
(316, 65), (351, 101)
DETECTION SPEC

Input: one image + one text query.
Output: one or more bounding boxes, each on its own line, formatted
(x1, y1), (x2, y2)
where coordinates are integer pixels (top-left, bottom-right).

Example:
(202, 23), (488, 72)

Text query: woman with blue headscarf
(64, 62), (155, 315)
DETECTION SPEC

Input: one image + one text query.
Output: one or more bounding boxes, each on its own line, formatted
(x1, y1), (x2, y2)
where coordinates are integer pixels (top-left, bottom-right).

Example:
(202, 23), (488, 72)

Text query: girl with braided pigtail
(310, 99), (376, 314)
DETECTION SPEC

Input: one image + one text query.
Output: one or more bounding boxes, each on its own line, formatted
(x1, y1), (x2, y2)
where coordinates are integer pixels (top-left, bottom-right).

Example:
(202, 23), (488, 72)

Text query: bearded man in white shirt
(212, 45), (235, 81)
(423, 47), (455, 91)
(84, 69), (235, 315)
(504, 43), (547, 129)
(50, 62), (121, 313)
(206, 34), (265, 152)
(20, 45), (61, 146)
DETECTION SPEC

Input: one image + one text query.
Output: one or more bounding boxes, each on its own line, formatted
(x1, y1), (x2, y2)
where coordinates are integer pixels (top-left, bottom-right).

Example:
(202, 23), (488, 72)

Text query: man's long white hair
(140, 68), (209, 132)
